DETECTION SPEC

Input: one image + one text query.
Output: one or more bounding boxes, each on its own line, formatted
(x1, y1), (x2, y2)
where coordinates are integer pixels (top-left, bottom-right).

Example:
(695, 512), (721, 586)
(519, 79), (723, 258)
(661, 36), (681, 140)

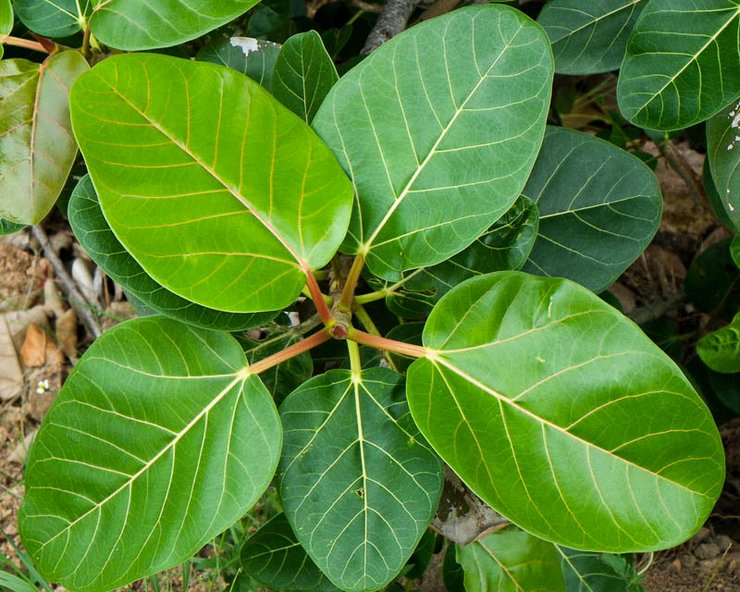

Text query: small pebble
(695, 542), (721, 560)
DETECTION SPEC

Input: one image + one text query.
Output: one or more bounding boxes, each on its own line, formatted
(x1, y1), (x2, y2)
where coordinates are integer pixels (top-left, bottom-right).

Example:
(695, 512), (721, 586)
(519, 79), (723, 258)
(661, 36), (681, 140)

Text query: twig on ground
(361, 0), (422, 55)
(31, 225), (102, 339)
(661, 140), (707, 204)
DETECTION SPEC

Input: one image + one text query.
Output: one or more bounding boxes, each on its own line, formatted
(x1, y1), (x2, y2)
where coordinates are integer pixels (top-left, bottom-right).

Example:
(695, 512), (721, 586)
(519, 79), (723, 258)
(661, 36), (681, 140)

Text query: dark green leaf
(13, 0), (90, 38)
(685, 238), (740, 321)
(697, 312), (740, 373)
(404, 529), (436, 580)
(313, 5), (553, 280)
(407, 271), (725, 552)
(732, 236), (740, 269)
(706, 98), (740, 232)
(522, 126), (662, 292)
(197, 37), (281, 89)
(703, 157), (738, 233)
(279, 368), (443, 591)
(0, 219), (26, 235)
(557, 546), (642, 591)
(443, 544), (464, 592)
(19, 316), (281, 591)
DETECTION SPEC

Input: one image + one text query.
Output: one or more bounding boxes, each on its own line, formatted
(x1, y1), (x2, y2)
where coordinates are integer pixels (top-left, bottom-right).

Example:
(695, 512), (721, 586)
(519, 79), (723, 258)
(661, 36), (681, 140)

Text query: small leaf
(272, 30), (339, 122)
(521, 126), (661, 292)
(197, 37), (281, 89)
(0, 219), (26, 235)
(313, 5), (553, 280)
(13, 0), (90, 38)
(538, 0), (647, 75)
(68, 175), (276, 332)
(241, 513), (339, 592)
(89, 0), (261, 51)
(617, 0), (740, 130)
(456, 527), (564, 592)
(697, 312), (740, 373)
(685, 238), (740, 321)
(706, 99), (740, 232)
(279, 368), (443, 592)
(0, 0), (12, 59)
(0, 51), (88, 225)
(407, 271), (724, 552)
(557, 546), (642, 591)
(19, 316), (281, 591)
(70, 53), (353, 313)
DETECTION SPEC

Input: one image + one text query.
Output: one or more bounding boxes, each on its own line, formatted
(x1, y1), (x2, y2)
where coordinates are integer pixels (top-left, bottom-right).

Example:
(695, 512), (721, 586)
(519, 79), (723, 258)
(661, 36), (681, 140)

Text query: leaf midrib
(546, 0), (642, 44)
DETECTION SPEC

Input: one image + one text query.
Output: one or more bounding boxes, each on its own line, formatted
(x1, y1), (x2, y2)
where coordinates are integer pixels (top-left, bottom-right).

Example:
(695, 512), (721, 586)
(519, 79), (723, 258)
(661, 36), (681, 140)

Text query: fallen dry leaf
(56, 308), (78, 360)
(21, 323), (47, 368)
(0, 314), (23, 400)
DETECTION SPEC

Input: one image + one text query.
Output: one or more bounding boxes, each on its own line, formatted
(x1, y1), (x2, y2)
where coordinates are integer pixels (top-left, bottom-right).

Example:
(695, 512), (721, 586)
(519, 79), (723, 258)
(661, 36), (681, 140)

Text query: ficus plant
(0, 0), (737, 591)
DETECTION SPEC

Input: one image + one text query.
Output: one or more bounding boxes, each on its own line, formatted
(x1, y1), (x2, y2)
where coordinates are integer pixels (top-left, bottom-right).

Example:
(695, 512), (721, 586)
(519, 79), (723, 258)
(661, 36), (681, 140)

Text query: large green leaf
(697, 312), (740, 373)
(279, 368), (443, 592)
(19, 316), (281, 592)
(241, 513), (340, 592)
(88, 0), (261, 51)
(557, 547), (641, 591)
(312, 5), (553, 281)
(407, 271), (724, 552)
(12, 0), (90, 38)
(70, 53), (353, 313)
(68, 175), (276, 332)
(272, 30), (338, 123)
(538, 0), (646, 74)
(706, 99), (740, 232)
(617, 0), (740, 130)
(197, 37), (282, 90)
(0, 52), (88, 225)
(456, 527), (564, 592)
(521, 126), (661, 292)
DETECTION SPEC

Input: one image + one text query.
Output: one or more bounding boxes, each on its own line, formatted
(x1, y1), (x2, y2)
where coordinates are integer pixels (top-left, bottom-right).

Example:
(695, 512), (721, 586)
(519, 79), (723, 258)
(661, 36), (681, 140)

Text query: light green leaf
(538, 0), (646, 74)
(70, 53), (353, 313)
(557, 546), (642, 591)
(279, 368), (443, 592)
(407, 271), (724, 552)
(617, 0), (740, 130)
(19, 316), (281, 592)
(68, 175), (276, 332)
(89, 0), (261, 51)
(197, 37), (282, 90)
(0, 51), (88, 225)
(312, 5), (553, 281)
(456, 527), (564, 592)
(12, 0), (90, 38)
(272, 30), (338, 123)
(0, 219), (25, 235)
(697, 312), (740, 373)
(521, 126), (662, 292)
(241, 513), (340, 592)
(0, 571), (39, 592)
(706, 99), (740, 232)
(0, 0), (12, 59)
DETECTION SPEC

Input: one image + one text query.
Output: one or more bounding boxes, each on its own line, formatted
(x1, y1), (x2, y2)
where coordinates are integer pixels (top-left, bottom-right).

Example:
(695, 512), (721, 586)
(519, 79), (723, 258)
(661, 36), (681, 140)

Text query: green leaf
(0, 571), (39, 592)
(241, 513), (340, 592)
(12, 0), (90, 38)
(407, 271), (724, 552)
(89, 0), (261, 51)
(703, 157), (738, 233)
(68, 175), (276, 332)
(706, 99), (740, 232)
(197, 37), (282, 90)
(538, 0), (646, 75)
(279, 368), (443, 592)
(0, 219), (26, 235)
(70, 53), (353, 313)
(272, 30), (338, 123)
(557, 546), (642, 591)
(19, 316), (281, 592)
(456, 527), (564, 592)
(732, 236), (740, 269)
(312, 5), (553, 281)
(617, 0), (740, 130)
(685, 238), (740, 321)
(521, 126), (661, 292)
(0, 0), (12, 59)
(697, 312), (740, 373)
(0, 52), (88, 225)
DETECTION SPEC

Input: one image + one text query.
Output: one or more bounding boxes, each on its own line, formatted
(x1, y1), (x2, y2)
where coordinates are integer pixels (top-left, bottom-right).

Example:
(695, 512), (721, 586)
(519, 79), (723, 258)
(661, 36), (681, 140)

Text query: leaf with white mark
(197, 37), (282, 89)
(706, 99), (740, 232)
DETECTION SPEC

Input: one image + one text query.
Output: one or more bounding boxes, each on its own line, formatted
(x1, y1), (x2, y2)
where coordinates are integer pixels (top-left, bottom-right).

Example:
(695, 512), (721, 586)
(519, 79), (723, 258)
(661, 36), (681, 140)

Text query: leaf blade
(706, 98), (740, 232)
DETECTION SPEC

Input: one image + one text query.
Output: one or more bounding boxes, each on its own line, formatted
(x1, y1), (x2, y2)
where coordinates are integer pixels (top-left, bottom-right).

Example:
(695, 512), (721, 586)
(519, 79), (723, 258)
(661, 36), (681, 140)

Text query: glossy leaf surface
(279, 369), (443, 591)
(0, 0), (12, 59)
(241, 513), (340, 592)
(0, 52), (88, 224)
(697, 312), (740, 373)
(19, 317), (281, 591)
(13, 0), (90, 38)
(68, 175), (275, 332)
(197, 37), (281, 89)
(407, 272), (724, 552)
(70, 53), (353, 313)
(313, 5), (553, 280)
(538, 0), (646, 74)
(89, 0), (261, 50)
(456, 527), (564, 592)
(272, 31), (338, 122)
(706, 99), (740, 232)
(522, 127), (661, 292)
(617, 0), (740, 130)
(557, 546), (641, 591)
(0, 219), (25, 235)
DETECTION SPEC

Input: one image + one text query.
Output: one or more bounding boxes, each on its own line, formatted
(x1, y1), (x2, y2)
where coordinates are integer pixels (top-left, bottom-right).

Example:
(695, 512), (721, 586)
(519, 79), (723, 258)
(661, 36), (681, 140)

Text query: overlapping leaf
(0, 219), (25, 235)
(272, 31), (338, 122)
(0, 52), (88, 225)
(538, 0), (646, 74)
(557, 546), (642, 591)
(521, 126), (661, 292)
(70, 53), (353, 313)
(686, 238), (740, 321)
(0, 0), (13, 59)
(407, 271), (725, 552)
(19, 316), (281, 592)
(618, 0), (740, 130)
(706, 99), (740, 232)
(197, 37), (281, 89)
(13, 0), (90, 38)
(697, 312), (740, 373)
(313, 5), (553, 280)
(68, 175), (276, 331)
(279, 369), (443, 591)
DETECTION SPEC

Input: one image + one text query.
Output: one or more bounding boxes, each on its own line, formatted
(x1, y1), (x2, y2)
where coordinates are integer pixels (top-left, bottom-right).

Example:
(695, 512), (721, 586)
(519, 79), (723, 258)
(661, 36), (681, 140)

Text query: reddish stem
(304, 268), (334, 325)
(249, 329), (331, 375)
(348, 328), (428, 358)
(1, 35), (49, 53)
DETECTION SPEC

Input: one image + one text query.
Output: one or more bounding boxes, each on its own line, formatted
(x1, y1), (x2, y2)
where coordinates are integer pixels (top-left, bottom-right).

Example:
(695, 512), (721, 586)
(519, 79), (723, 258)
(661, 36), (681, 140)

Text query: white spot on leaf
(229, 37), (260, 56)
